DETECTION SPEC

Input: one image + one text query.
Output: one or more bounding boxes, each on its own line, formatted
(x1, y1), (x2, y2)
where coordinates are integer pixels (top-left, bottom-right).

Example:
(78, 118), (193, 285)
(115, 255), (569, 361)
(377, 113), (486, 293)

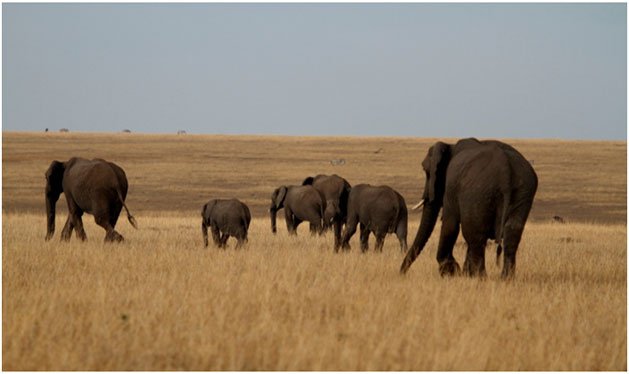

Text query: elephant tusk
(411, 201), (424, 210)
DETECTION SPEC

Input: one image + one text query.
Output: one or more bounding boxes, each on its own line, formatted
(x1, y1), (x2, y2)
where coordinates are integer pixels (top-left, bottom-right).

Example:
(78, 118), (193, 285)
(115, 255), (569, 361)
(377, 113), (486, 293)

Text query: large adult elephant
(400, 138), (537, 279)
(270, 185), (326, 235)
(340, 184), (408, 252)
(302, 174), (351, 250)
(201, 198), (251, 249)
(45, 157), (137, 242)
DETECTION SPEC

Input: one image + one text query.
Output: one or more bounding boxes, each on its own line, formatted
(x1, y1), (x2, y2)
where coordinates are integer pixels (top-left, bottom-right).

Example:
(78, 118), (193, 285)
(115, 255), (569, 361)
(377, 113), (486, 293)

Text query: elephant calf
(341, 184), (408, 252)
(270, 185), (326, 235)
(302, 174), (352, 250)
(201, 199), (251, 249)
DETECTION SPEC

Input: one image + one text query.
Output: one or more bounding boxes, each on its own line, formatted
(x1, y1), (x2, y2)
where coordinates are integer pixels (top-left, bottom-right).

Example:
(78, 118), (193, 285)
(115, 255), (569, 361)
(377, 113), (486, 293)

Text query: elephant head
(201, 199), (218, 247)
(269, 186), (287, 234)
(323, 200), (340, 228)
(401, 142), (454, 273)
(45, 160), (65, 240)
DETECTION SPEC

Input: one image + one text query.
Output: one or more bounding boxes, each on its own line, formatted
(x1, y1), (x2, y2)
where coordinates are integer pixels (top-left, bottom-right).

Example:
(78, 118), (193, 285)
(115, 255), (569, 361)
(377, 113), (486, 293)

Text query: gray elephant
(302, 174), (351, 250)
(340, 184), (408, 252)
(201, 198), (251, 248)
(270, 185), (326, 235)
(400, 138), (538, 279)
(45, 157), (137, 242)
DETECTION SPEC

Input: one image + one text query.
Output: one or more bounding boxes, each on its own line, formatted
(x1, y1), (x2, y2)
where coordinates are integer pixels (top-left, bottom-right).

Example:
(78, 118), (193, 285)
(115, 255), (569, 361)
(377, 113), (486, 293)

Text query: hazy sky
(3, 3), (626, 140)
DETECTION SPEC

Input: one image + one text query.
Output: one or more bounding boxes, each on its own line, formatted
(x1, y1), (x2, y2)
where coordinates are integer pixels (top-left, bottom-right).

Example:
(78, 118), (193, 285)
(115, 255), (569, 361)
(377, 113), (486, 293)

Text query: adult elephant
(400, 138), (537, 279)
(45, 157), (137, 242)
(302, 174), (351, 250)
(201, 198), (251, 249)
(340, 184), (408, 253)
(270, 185), (325, 235)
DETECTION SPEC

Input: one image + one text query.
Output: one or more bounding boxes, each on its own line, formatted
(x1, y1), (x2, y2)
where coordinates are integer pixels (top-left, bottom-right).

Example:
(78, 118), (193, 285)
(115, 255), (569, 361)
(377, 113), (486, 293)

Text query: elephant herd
(44, 138), (537, 279)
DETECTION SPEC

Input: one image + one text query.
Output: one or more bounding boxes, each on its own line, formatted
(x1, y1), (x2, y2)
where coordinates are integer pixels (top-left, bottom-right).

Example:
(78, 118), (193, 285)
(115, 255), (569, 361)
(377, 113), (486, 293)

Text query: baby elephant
(341, 184), (408, 252)
(201, 199), (251, 249)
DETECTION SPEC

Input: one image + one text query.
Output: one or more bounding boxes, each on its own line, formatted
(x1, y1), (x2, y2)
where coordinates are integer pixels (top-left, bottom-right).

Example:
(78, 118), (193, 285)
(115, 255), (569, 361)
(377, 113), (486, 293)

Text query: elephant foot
(105, 231), (124, 243)
(463, 260), (486, 278)
(501, 264), (516, 280)
(439, 259), (461, 277)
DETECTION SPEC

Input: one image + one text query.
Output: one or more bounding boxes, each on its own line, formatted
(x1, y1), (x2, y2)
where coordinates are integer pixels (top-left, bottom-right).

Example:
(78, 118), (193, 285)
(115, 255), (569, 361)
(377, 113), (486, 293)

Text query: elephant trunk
(324, 200), (339, 229)
(201, 222), (209, 247)
(400, 200), (441, 273)
(45, 192), (60, 241)
(270, 206), (278, 234)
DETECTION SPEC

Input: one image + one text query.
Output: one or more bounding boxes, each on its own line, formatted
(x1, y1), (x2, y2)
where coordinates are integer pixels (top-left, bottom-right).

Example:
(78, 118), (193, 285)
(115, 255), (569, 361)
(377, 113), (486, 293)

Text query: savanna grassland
(3, 132), (627, 370)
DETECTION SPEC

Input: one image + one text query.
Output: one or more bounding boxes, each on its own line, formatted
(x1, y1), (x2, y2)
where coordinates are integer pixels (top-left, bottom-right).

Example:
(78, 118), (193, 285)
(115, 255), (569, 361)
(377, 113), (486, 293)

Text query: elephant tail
(496, 191), (511, 267)
(118, 190), (138, 229)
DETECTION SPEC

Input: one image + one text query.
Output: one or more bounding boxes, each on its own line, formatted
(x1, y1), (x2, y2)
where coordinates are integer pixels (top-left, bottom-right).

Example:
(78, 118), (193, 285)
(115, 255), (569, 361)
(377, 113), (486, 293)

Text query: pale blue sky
(3, 3), (626, 139)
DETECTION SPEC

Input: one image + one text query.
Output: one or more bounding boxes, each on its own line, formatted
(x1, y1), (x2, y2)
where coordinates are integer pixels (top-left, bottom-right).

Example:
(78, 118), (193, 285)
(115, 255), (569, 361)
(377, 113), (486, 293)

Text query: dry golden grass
(2, 132), (627, 370)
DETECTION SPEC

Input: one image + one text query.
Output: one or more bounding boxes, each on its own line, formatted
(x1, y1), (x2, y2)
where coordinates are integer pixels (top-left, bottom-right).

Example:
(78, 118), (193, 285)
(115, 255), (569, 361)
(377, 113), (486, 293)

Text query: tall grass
(3, 213), (626, 370)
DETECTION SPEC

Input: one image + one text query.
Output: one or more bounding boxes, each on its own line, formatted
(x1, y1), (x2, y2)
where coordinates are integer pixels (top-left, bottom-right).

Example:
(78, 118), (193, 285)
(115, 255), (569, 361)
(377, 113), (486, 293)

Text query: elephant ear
(274, 186), (288, 209)
(427, 142), (450, 203)
(202, 200), (218, 221)
(45, 160), (65, 193)
(302, 176), (315, 186)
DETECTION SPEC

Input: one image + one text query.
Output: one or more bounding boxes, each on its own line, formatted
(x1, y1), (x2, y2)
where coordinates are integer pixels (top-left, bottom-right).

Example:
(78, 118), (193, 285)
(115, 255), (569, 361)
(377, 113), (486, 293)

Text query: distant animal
(59, 128), (69, 133)
(45, 157), (137, 242)
(400, 138), (538, 279)
(270, 185), (326, 235)
(374, 148), (383, 154)
(177, 130), (187, 135)
(45, 128), (49, 133)
(341, 184), (408, 253)
(122, 129), (131, 133)
(201, 199), (251, 248)
(553, 215), (565, 223)
(302, 174), (352, 250)
(330, 158), (346, 166)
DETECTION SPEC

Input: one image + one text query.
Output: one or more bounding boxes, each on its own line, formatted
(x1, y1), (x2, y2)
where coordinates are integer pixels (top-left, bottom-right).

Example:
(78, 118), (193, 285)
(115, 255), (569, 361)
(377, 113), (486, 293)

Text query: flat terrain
(3, 132), (627, 370)
(3, 131), (626, 222)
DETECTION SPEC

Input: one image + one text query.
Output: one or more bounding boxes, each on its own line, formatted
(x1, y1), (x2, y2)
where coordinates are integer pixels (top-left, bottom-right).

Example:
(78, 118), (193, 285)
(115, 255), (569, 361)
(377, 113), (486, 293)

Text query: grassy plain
(2, 132), (627, 370)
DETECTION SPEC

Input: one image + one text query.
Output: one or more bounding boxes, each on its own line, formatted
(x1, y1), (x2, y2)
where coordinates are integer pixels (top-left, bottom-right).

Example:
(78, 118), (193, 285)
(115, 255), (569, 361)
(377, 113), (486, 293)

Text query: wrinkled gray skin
(45, 157), (137, 243)
(201, 198), (251, 249)
(270, 185), (326, 235)
(302, 174), (351, 250)
(341, 184), (408, 253)
(400, 138), (538, 279)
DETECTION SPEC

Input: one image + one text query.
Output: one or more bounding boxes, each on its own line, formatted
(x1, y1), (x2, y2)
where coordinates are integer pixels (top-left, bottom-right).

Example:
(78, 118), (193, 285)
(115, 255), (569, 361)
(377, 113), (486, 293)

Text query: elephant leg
(374, 231), (386, 252)
(202, 223), (209, 247)
(291, 216), (303, 235)
(210, 224), (221, 247)
(284, 209), (298, 235)
(359, 223), (370, 252)
(73, 213), (87, 241)
(396, 220), (408, 253)
(436, 216), (461, 277)
(219, 233), (229, 248)
(501, 218), (526, 279)
(95, 215), (123, 243)
(60, 215), (75, 241)
(462, 236), (488, 277)
(340, 215), (358, 251)
(333, 220), (343, 251)
(309, 222), (318, 236)
(235, 234), (246, 249)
